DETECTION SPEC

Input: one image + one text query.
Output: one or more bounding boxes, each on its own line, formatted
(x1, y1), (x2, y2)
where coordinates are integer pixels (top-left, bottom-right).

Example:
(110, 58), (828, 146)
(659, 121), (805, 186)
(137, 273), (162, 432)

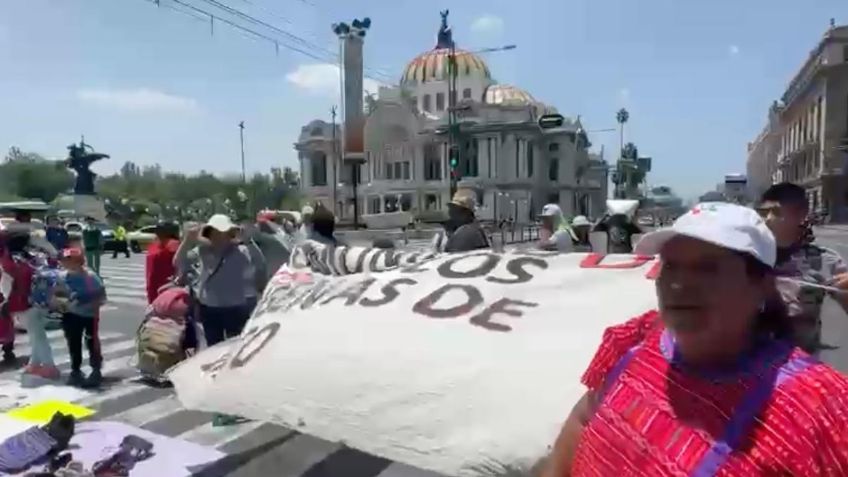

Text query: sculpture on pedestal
(65, 140), (109, 196)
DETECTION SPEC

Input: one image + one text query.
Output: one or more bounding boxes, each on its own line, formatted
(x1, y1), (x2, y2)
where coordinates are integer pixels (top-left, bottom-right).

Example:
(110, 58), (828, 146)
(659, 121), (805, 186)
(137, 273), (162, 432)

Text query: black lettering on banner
(257, 285), (304, 316)
(487, 257), (549, 284)
(401, 254), (430, 274)
(437, 253), (500, 279)
(200, 352), (231, 374)
(368, 249), (387, 271)
(321, 278), (377, 306)
(360, 278), (418, 307)
(469, 298), (538, 332)
(299, 280), (334, 310)
(230, 322), (281, 369)
(412, 284), (483, 319)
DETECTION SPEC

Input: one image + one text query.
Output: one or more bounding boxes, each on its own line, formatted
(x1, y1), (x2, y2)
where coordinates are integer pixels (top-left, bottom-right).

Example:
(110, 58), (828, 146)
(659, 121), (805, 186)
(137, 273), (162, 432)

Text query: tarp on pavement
(169, 246), (661, 476)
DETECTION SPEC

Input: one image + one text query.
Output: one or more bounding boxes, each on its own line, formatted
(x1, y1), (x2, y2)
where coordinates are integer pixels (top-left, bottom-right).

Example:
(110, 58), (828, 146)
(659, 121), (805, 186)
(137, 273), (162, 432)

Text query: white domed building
(295, 13), (609, 224)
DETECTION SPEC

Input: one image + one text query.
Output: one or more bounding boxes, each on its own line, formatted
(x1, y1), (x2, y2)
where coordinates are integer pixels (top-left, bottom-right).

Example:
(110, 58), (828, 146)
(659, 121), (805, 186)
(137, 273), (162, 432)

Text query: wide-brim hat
(449, 189), (477, 211)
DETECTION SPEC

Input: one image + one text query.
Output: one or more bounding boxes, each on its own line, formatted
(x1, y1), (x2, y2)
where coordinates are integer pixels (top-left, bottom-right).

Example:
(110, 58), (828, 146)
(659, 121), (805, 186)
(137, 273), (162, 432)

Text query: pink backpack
(149, 286), (189, 319)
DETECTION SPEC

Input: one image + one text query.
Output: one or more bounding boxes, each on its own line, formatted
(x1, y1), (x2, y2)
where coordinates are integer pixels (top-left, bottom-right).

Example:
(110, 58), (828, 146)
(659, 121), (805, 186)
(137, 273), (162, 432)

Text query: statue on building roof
(436, 10), (453, 49)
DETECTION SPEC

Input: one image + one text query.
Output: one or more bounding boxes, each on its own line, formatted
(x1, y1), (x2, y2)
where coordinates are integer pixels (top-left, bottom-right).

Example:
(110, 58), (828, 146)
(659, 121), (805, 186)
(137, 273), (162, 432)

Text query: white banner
(169, 249), (661, 476)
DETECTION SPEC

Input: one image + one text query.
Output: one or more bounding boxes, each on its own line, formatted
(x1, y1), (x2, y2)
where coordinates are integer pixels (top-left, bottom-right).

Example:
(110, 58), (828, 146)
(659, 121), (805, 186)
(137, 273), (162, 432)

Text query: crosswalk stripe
(177, 418), (266, 448)
(109, 395), (183, 427)
(1, 254), (450, 477)
(376, 463), (445, 477)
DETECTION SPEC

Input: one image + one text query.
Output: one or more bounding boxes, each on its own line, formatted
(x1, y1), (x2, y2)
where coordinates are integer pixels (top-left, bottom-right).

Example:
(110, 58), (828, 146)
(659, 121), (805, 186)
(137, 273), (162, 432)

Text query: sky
(0, 0), (844, 199)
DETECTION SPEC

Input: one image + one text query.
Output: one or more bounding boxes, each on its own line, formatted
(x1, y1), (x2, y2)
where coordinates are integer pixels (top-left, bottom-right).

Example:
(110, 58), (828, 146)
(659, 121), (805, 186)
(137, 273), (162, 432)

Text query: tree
(0, 147), (73, 202)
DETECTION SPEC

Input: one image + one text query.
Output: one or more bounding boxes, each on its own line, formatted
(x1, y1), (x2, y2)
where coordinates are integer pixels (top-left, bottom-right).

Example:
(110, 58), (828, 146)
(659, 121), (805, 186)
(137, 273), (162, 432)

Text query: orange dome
(483, 84), (536, 105)
(401, 48), (491, 85)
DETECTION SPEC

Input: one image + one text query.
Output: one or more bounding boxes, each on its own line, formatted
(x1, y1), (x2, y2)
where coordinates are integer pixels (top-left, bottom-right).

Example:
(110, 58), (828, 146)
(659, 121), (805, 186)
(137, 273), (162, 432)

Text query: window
(463, 139), (479, 177)
(436, 93), (445, 111)
(515, 138), (522, 178)
(424, 144), (441, 181)
(310, 152), (327, 186)
(486, 138), (495, 178)
(400, 194), (413, 211)
(548, 157), (559, 181)
(310, 127), (323, 137)
(462, 88), (472, 99)
(549, 142), (559, 152)
(423, 94), (432, 112)
(425, 194), (439, 211)
(547, 192), (560, 205)
(402, 161), (410, 180)
(385, 162), (393, 180)
(527, 143), (534, 178)
(384, 196), (398, 213)
(369, 196), (381, 214)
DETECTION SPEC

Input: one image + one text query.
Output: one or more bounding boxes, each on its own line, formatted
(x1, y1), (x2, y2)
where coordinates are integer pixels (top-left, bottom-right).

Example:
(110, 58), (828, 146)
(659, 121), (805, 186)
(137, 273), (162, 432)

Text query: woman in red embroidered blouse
(542, 203), (848, 477)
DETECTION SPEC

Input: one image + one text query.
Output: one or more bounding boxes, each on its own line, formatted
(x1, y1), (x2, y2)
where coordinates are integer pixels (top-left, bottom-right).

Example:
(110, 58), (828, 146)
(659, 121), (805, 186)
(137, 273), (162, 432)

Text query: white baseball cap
(572, 215), (591, 227)
(203, 214), (238, 233)
(540, 204), (562, 217)
(634, 202), (776, 267)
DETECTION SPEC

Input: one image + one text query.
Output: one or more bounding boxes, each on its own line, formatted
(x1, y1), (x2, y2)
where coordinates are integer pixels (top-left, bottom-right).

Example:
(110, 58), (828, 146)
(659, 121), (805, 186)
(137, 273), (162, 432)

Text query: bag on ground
(137, 315), (186, 377)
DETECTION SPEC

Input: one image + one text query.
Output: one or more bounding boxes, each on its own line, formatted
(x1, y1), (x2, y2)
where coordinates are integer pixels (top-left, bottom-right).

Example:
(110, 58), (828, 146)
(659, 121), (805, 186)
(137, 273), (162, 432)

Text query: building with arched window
(295, 13), (608, 223)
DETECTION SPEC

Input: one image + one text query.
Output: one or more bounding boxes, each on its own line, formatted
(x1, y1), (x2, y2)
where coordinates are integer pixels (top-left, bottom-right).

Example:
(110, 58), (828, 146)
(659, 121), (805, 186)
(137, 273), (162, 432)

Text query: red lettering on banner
(644, 261), (662, 280)
(579, 253), (654, 270)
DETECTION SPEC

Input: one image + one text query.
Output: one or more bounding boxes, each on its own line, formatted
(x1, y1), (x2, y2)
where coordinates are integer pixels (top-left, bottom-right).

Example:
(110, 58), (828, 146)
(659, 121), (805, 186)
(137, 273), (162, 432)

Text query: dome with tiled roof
(401, 48), (491, 85)
(400, 11), (492, 85)
(483, 84), (535, 106)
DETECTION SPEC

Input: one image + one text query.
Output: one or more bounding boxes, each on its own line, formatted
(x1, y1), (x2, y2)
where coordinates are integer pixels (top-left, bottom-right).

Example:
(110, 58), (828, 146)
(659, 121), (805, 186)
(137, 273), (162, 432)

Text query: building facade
(295, 14), (608, 224)
(747, 22), (848, 220)
(746, 102), (783, 199)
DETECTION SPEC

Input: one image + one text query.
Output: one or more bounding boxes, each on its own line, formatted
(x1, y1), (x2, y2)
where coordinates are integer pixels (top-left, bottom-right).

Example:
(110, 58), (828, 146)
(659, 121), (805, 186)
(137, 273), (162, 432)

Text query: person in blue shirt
(58, 247), (106, 388)
(44, 216), (69, 252)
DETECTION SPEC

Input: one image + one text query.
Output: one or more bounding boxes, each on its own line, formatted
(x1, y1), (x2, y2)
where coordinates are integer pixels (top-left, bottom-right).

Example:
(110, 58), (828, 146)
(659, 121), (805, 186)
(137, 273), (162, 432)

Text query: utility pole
(238, 121), (246, 182)
(448, 39), (459, 199)
(615, 108), (629, 199)
(331, 106), (338, 217)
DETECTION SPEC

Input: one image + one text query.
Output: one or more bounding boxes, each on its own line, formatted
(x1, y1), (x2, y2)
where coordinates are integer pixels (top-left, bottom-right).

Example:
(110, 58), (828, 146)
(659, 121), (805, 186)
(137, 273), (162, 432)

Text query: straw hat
(449, 189), (477, 211)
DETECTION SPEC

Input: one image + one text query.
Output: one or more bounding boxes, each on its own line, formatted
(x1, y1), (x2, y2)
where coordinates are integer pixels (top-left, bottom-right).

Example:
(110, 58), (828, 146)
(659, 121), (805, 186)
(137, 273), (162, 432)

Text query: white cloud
(729, 45), (740, 56)
(76, 88), (198, 113)
(471, 15), (505, 36)
(286, 63), (383, 98)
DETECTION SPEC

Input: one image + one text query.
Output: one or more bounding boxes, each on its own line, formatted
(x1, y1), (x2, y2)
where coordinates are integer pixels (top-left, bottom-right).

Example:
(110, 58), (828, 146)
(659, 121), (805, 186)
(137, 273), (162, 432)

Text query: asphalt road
(812, 226), (848, 374)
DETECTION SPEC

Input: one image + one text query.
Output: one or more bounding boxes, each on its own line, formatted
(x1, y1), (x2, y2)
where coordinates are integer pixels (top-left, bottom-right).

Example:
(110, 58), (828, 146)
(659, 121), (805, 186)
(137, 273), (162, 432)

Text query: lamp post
(238, 121), (246, 182)
(331, 106), (339, 217)
(332, 17), (371, 229)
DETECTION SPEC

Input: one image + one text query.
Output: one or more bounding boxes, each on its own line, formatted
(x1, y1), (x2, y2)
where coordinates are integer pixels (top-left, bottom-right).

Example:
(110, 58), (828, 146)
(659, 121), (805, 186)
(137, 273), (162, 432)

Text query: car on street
(128, 225), (158, 253)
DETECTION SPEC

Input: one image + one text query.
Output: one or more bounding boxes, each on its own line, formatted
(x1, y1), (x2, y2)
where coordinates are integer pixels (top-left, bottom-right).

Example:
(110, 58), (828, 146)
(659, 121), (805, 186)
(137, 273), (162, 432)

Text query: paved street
(2, 252), (443, 477)
(813, 226), (848, 375)
(3, 231), (847, 476)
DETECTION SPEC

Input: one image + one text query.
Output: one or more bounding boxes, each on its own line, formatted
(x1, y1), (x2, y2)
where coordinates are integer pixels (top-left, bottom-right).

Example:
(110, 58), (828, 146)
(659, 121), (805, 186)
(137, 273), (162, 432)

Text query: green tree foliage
(1, 147), (74, 202)
(2, 147), (303, 226)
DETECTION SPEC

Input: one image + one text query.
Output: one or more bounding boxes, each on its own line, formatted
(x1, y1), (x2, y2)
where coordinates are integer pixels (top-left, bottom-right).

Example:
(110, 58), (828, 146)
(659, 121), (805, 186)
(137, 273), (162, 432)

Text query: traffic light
(449, 147), (459, 169)
(538, 114), (564, 129)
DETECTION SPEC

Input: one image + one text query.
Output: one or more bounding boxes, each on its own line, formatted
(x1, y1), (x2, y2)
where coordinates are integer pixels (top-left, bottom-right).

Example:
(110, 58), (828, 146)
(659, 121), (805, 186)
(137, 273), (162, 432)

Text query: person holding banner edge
(541, 202), (848, 476)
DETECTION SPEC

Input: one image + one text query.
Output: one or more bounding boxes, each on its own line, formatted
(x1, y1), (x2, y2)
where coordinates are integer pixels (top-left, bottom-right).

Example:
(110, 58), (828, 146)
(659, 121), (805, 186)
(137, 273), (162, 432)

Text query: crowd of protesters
(4, 181), (848, 472)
